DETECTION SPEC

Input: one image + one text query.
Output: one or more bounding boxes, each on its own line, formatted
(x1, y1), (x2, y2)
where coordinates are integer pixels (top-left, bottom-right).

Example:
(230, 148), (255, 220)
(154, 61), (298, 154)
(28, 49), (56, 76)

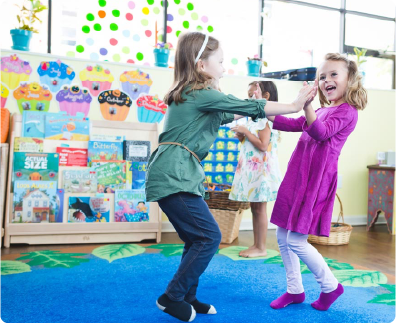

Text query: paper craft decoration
(37, 60), (76, 92)
(56, 84), (92, 117)
(13, 82), (52, 113)
(79, 65), (114, 96)
(1, 83), (9, 108)
(136, 94), (167, 123)
(120, 69), (153, 100)
(1, 54), (32, 90)
(45, 113), (90, 141)
(14, 137), (44, 152)
(123, 140), (151, 162)
(114, 189), (149, 222)
(68, 196), (110, 223)
(98, 89), (132, 121)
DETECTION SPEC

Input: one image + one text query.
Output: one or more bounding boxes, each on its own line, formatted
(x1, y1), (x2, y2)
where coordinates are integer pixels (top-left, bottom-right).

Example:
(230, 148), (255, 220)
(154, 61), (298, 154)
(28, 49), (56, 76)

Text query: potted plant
(11, 0), (48, 51)
(354, 47), (367, 83)
(153, 42), (173, 68)
(246, 56), (268, 77)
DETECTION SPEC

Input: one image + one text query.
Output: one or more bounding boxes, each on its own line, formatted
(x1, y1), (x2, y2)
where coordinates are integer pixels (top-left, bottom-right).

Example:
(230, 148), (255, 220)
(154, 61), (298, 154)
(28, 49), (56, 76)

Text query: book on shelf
(114, 189), (149, 222)
(22, 111), (66, 138)
(93, 161), (126, 193)
(126, 161), (148, 190)
(123, 140), (151, 162)
(90, 134), (125, 142)
(14, 137), (44, 152)
(56, 147), (88, 166)
(88, 140), (123, 166)
(45, 113), (90, 141)
(62, 169), (97, 193)
(55, 189), (64, 223)
(67, 195), (111, 223)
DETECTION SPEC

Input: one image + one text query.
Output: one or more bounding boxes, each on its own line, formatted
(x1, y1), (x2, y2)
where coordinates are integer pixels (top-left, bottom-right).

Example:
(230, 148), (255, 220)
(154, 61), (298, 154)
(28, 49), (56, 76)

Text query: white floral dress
(229, 118), (282, 202)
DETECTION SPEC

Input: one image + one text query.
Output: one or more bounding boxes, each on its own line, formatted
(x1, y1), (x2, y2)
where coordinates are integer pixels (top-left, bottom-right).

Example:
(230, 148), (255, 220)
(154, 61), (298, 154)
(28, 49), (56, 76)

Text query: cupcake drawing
(1, 83), (9, 108)
(98, 89), (132, 121)
(120, 69), (153, 100)
(56, 84), (92, 117)
(79, 65), (114, 96)
(1, 54), (32, 90)
(13, 82), (52, 113)
(136, 94), (168, 123)
(37, 60), (75, 92)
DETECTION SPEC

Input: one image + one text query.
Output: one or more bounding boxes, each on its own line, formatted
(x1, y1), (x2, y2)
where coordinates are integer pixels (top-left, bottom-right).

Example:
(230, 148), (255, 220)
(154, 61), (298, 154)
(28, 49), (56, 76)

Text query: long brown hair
(317, 53), (367, 110)
(164, 32), (220, 105)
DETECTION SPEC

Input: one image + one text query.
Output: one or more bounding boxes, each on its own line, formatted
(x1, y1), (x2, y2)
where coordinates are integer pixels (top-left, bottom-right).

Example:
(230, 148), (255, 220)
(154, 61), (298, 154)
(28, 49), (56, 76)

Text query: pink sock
(270, 292), (305, 309)
(311, 283), (344, 311)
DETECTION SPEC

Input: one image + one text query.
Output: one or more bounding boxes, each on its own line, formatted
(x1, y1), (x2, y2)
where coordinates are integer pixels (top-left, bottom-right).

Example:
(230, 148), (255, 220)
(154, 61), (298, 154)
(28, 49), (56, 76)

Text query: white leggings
(276, 227), (339, 294)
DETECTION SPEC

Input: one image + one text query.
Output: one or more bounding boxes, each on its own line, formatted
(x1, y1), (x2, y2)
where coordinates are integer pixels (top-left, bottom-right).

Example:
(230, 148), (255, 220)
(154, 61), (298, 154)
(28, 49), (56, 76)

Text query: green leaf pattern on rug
(368, 284), (396, 305)
(264, 255), (311, 273)
(324, 257), (354, 270)
(16, 251), (89, 269)
(333, 270), (387, 287)
(1, 260), (31, 275)
(92, 244), (145, 263)
(146, 244), (185, 257)
(218, 246), (279, 261)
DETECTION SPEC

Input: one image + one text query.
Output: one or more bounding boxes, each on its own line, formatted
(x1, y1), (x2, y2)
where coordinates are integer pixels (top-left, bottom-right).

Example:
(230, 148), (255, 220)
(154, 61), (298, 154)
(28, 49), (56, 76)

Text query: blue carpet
(1, 244), (395, 323)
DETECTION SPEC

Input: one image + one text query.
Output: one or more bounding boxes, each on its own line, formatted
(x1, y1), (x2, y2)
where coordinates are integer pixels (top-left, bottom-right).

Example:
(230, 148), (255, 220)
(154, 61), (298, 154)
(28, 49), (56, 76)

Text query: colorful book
(94, 161), (126, 193)
(22, 111), (66, 138)
(114, 189), (149, 222)
(126, 161), (148, 190)
(12, 180), (58, 223)
(45, 113), (90, 141)
(56, 147), (88, 166)
(63, 169), (97, 193)
(14, 137), (44, 152)
(90, 134), (125, 142)
(13, 152), (59, 186)
(68, 196), (110, 223)
(88, 140), (123, 165)
(55, 189), (64, 223)
(123, 140), (151, 162)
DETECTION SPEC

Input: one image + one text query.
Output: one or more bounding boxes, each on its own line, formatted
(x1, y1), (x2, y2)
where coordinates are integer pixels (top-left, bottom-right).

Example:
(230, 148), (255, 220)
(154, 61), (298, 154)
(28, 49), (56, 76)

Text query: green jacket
(145, 87), (266, 202)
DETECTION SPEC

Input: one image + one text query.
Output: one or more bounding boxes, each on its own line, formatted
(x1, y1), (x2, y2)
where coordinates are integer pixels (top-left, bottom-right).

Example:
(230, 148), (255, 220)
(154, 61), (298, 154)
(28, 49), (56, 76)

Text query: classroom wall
(1, 49), (395, 230)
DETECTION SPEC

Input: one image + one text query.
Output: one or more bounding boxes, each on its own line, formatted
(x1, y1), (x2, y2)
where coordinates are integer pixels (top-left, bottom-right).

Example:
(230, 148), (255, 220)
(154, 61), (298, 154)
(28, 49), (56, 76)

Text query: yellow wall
(2, 49), (395, 226)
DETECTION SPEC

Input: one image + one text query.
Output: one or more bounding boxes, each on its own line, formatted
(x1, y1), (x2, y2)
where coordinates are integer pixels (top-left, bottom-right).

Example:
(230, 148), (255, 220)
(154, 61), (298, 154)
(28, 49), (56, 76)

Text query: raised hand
(303, 80), (318, 110)
(292, 80), (318, 112)
(253, 83), (263, 99)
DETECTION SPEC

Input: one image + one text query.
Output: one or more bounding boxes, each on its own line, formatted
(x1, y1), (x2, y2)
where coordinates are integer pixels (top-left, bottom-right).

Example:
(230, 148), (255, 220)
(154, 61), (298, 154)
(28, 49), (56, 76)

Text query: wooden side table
(367, 165), (395, 234)
(1, 143), (10, 246)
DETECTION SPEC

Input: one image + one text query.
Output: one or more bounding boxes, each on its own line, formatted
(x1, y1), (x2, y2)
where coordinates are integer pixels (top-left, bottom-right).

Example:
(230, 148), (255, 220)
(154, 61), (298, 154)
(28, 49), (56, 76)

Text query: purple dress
(270, 103), (358, 237)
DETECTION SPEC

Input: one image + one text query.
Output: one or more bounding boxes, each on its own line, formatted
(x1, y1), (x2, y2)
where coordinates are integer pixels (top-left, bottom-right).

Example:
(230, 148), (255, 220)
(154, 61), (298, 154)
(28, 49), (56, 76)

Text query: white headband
(194, 34), (209, 64)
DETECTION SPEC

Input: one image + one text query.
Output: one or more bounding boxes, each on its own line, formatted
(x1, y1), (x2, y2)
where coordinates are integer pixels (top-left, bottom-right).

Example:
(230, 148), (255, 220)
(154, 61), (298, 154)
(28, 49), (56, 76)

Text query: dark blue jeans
(158, 192), (222, 302)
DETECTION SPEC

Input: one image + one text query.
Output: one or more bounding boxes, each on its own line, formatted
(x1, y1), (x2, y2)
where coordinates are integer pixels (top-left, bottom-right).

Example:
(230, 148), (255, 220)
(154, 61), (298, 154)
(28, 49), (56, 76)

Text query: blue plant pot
(246, 60), (261, 77)
(154, 48), (170, 68)
(10, 29), (32, 51)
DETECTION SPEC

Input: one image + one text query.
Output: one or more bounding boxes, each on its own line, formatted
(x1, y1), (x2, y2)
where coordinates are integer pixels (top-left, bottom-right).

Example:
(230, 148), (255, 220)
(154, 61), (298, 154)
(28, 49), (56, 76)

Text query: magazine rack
(3, 113), (161, 247)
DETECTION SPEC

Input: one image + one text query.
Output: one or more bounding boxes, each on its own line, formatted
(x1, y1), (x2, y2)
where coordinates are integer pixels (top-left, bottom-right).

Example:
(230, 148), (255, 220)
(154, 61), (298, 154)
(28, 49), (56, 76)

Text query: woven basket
(210, 208), (244, 244)
(308, 193), (353, 246)
(0, 108), (10, 144)
(204, 183), (250, 211)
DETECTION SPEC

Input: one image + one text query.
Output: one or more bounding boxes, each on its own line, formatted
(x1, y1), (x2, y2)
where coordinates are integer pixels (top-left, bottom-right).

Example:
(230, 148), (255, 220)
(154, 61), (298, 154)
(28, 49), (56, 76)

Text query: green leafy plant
(353, 47), (367, 67)
(15, 0), (48, 33)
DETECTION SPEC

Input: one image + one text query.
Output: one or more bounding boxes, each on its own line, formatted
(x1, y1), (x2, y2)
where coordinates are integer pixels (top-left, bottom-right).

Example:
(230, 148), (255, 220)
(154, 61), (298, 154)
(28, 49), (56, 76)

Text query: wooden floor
(2, 224), (394, 282)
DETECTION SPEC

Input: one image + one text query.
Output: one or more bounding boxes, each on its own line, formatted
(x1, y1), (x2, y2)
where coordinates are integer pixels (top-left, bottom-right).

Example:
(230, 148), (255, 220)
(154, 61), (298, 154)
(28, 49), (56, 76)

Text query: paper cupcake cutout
(1, 83), (9, 108)
(56, 84), (92, 117)
(120, 69), (153, 100)
(13, 82), (52, 113)
(98, 89), (132, 121)
(79, 65), (114, 96)
(37, 60), (75, 92)
(136, 94), (167, 123)
(1, 54), (32, 90)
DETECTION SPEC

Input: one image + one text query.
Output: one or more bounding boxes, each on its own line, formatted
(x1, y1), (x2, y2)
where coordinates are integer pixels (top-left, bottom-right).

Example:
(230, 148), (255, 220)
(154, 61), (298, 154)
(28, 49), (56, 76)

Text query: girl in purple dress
(268, 53), (367, 311)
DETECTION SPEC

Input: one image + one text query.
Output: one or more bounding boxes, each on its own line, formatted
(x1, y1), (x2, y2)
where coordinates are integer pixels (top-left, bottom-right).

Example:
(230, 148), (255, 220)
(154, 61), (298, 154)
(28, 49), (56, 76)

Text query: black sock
(156, 294), (196, 322)
(186, 299), (217, 314)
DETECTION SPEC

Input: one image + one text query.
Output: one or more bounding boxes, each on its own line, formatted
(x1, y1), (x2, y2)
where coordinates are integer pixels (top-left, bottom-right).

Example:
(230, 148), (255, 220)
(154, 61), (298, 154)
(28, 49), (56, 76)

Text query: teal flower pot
(246, 60), (261, 77)
(154, 48), (170, 68)
(10, 29), (33, 51)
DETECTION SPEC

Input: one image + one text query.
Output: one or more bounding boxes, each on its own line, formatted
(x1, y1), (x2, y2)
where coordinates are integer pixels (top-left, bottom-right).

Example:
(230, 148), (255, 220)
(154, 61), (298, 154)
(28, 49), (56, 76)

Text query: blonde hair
(164, 32), (220, 105)
(317, 53), (367, 110)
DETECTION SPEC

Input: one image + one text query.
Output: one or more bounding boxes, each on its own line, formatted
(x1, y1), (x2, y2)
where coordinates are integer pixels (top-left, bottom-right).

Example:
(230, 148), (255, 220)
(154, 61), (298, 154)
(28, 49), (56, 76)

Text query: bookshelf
(3, 113), (161, 247)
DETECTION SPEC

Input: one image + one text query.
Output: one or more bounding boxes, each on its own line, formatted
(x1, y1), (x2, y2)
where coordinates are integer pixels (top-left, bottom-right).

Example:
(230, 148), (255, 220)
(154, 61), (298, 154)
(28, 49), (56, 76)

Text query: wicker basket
(205, 183), (250, 211)
(0, 108), (10, 144)
(210, 208), (244, 244)
(308, 193), (353, 246)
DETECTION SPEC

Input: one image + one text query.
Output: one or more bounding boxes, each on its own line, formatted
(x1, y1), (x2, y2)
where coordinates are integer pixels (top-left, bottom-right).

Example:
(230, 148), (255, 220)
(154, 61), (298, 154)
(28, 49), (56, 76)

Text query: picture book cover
(22, 111), (66, 138)
(123, 140), (151, 162)
(13, 152), (59, 185)
(68, 196), (110, 223)
(88, 140), (123, 165)
(14, 137), (44, 152)
(12, 180), (58, 223)
(56, 147), (88, 166)
(63, 169), (97, 193)
(94, 161), (126, 193)
(114, 189), (149, 222)
(44, 113), (90, 141)
(126, 161), (148, 190)
(55, 189), (64, 223)
(90, 134), (124, 142)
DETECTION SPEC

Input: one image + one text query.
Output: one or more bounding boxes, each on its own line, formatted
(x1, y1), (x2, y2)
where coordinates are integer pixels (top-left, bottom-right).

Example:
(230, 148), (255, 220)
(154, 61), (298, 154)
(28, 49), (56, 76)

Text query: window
(346, 0), (396, 19)
(35, 200), (39, 207)
(28, 211), (31, 217)
(28, 201), (32, 207)
(43, 201), (48, 207)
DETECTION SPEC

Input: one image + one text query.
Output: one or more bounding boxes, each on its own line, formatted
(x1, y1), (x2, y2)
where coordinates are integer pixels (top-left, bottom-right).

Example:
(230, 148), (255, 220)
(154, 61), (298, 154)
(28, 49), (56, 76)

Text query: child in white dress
(229, 81), (282, 258)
